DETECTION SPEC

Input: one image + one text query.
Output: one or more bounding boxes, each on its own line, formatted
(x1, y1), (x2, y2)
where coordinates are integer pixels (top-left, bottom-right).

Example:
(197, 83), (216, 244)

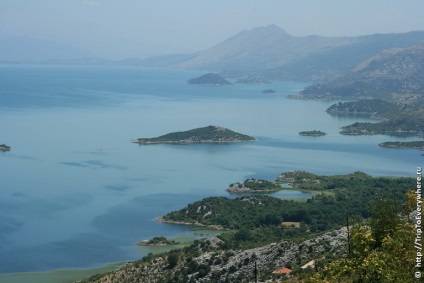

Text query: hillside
(79, 172), (416, 283)
(132, 125), (255, 144)
(298, 41), (424, 100)
(139, 26), (424, 81)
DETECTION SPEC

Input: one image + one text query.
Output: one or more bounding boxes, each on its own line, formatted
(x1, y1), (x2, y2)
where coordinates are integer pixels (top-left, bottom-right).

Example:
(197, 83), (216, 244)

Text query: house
(272, 267), (292, 275)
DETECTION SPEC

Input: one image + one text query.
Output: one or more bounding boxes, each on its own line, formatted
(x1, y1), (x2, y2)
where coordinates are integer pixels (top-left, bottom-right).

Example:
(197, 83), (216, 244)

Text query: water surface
(0, 65), (421, 276)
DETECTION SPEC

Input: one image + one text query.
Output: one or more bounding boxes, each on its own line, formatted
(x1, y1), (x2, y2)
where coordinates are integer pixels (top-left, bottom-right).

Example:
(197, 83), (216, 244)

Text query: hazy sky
(1, 0), (424, 59)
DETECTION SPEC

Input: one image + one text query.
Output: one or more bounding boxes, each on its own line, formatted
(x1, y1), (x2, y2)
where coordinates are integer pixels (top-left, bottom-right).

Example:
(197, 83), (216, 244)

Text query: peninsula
(186, 73), (232, 85)
(378, 141), (424, 149)
(226, 178), (282, 194)
(137, 236), (179, 246)
(131, 125), (255, 144)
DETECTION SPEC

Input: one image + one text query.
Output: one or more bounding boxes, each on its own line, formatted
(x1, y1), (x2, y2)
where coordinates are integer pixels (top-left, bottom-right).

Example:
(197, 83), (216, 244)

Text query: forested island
(0, 144), (11, 152)
(81, 171), (417, 283)
(131, 125), (255, 144)
(299, 130), (326, 136)
(187, 73), (232, 85)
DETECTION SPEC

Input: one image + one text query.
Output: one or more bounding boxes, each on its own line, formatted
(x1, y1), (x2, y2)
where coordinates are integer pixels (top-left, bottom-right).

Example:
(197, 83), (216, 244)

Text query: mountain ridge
(298, 40), (424, 100)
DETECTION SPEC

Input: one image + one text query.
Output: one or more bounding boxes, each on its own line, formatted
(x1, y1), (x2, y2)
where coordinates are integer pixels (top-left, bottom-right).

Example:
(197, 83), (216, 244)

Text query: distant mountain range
(136, 25), (424, 82)
(3, 25), (424, 96)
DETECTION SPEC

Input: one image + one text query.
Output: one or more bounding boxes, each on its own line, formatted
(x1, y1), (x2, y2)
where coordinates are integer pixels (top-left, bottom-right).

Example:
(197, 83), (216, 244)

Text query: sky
(1, 0), (424, 59)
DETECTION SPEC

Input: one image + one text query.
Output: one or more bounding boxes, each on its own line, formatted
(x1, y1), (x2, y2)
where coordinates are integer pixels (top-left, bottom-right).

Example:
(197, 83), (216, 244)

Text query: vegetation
(325, 99), (424, 136)
(138, 236), (179, 246)
(340, 115), (424, 136)
(80, 173), (418, 283)
(132, 125), (255, 144)
(299, 130), (326, 136)
(311, 193), (420, 283)
(0, 144), (11, 152)
(379, 140), (424, 149)
(326, 99), (404, 119)
(164, 171), (414, 234)
(226, 178), (282, 193)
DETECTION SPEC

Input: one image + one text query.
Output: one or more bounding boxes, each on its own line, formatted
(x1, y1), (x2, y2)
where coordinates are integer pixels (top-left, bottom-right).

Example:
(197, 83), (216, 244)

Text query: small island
(0, 144), (11, 152)
(187, 73), (232, 85)
(226, 178), (282, 194)
(378, 141), (424, 149)
(132, 125), (255, 145)
(137, 236), (179, 246)
(299, 130), (326, 136)
(262, 89), (276, 94)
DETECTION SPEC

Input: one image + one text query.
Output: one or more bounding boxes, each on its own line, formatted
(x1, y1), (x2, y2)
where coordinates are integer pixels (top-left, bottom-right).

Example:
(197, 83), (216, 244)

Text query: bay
(0, 65), (421, 279)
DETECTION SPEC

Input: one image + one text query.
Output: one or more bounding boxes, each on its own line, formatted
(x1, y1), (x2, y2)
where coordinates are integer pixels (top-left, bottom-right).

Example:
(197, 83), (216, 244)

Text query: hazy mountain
(141, 25), (356, 72)
(140, 25), (424, 81)
(0, 34), (97, 63)
(298, 41), (424, 100)
(266, 31), (424, 81)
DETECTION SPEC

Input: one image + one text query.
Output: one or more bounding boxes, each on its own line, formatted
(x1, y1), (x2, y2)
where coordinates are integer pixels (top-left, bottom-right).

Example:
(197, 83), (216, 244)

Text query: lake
(0, 65), (421, 279)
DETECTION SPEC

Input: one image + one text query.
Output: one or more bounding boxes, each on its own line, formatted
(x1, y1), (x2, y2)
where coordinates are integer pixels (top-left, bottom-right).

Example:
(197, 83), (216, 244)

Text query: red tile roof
(272, 267), (292, 274)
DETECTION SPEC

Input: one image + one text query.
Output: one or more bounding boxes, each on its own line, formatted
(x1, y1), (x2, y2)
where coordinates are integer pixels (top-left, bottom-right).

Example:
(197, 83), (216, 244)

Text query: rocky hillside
(298, 41), (424, 100)
(79, 228), (348, 283)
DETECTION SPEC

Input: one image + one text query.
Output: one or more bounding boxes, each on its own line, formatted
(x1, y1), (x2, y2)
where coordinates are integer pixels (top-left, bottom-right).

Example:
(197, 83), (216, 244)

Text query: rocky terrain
(79, 228), (348, 283)
(298, 41), (424, 100)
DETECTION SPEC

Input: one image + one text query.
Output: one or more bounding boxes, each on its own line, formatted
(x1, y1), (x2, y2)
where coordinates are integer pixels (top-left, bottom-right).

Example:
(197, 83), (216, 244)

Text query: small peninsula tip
(0, 144), (11, 152)
(132, 125), (255, 144)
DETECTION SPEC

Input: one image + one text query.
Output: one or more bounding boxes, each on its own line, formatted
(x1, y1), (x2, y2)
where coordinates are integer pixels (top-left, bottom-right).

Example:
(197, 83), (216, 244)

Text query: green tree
(312, 193), (417, 283)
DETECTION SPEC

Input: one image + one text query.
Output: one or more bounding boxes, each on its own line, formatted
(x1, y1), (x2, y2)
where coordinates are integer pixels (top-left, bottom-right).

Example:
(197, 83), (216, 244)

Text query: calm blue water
(0, 65), (422, 274)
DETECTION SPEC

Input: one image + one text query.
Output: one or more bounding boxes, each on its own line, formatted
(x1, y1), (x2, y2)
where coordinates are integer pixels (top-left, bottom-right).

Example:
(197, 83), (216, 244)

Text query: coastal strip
(155, 217), (226, 231)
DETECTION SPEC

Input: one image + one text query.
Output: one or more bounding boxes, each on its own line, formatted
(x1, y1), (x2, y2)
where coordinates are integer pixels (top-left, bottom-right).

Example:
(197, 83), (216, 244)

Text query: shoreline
(131, 139), (255, 145)
(0, 262), (125, 283)
(155, 217), (226, 231)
